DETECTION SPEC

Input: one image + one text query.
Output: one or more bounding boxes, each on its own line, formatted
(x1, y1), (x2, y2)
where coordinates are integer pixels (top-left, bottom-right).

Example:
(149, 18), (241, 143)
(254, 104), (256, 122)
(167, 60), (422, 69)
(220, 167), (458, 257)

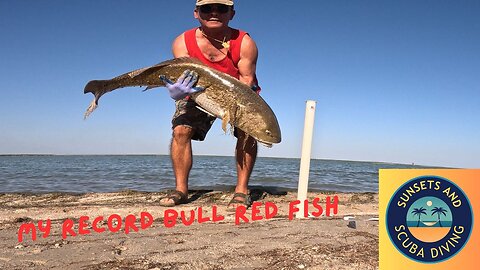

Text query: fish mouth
(258, 142), (273, 148)
(252, 132), (281, 148)
(255, 139), (273, 148)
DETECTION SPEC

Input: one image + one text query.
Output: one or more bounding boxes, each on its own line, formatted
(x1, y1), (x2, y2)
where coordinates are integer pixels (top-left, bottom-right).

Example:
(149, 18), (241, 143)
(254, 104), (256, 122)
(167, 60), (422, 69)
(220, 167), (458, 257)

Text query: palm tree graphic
(431, 207), (448, 227)
(411, 207), (427, 227)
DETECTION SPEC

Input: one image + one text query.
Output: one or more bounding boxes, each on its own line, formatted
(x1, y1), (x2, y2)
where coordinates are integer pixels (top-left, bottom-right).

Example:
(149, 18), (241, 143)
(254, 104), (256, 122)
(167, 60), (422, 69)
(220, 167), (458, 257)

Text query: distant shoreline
(0, 154), (57, 156)
(0, 154), (434, 167)
(0, 186), (373, 195)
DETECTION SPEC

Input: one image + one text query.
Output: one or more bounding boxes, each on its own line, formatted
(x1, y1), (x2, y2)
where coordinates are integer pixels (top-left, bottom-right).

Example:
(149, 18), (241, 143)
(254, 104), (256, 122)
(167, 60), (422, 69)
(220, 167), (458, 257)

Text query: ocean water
(0, 155), (422, 193)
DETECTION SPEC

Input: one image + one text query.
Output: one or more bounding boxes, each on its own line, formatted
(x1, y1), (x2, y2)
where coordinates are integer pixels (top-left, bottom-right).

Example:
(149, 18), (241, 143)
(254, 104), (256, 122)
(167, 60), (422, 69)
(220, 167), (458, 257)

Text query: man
(159, 0), (261, 209)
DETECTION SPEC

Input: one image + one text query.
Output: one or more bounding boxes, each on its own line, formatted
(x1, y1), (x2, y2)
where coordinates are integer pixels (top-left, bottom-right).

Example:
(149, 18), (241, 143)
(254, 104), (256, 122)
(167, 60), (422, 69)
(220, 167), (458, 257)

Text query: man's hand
(159, 70), (205, 100)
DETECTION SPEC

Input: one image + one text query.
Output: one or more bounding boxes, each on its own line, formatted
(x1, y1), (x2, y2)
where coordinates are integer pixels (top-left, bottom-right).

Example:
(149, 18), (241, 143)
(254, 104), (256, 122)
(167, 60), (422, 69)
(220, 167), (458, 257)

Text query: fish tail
(83, 80), (114, 119)
(84, 80), (109, 94)
(83, 98), (98, 120)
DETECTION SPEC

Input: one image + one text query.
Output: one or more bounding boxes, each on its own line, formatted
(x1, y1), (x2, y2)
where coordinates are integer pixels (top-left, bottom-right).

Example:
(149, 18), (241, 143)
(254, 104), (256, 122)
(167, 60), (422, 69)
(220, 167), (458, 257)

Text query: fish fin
(195, 106), (215, 117)
(84, 98), (98, 120)
(158, 57), (205, 67)
(242, 133), (249, 149)
(221, 112), (230, 133)
(143, 85), (161, 92)
(127, 66), (151, 78)
(240, 134), (262, 149)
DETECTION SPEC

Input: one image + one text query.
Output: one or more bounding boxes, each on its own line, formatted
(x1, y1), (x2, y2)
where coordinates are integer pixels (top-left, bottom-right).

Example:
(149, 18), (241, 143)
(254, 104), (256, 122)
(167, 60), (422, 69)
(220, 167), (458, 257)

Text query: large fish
(84, 57), (281, 146)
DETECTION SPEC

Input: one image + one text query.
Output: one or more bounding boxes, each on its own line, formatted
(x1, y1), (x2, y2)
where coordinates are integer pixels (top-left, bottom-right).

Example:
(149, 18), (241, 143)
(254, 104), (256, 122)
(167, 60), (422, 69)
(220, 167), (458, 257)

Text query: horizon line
(0, 153), (440, 167)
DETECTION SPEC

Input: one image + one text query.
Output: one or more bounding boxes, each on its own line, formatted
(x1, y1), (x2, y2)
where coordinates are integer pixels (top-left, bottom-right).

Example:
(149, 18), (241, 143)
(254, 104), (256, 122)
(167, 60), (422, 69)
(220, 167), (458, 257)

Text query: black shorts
(171, 99), (216, 141)
(172, 99), (244, 141)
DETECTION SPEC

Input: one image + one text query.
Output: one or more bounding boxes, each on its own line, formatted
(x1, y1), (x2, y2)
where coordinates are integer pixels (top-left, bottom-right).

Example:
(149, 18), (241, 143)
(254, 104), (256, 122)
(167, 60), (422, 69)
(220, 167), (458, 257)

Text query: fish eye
(265, 130), (272, 135)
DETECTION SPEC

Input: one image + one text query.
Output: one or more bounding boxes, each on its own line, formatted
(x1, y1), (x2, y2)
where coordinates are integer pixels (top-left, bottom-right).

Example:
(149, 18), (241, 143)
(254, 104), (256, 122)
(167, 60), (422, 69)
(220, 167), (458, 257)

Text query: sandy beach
(0, 189), (379, 270)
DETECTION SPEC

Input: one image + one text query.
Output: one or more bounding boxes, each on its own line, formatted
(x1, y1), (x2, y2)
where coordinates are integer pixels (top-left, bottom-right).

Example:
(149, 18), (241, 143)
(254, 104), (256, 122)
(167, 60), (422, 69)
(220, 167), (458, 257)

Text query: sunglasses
(198, 4), (230, 14)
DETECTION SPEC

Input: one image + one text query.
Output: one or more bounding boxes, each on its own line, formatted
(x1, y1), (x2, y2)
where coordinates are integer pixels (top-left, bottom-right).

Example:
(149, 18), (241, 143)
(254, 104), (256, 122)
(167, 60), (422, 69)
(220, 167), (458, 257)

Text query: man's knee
(173, 126), (194, 143)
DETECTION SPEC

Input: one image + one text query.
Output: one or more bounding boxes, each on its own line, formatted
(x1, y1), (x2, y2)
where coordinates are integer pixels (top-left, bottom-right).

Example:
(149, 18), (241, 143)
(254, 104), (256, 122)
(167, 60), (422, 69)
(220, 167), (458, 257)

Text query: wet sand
(0, 189), (379, 269)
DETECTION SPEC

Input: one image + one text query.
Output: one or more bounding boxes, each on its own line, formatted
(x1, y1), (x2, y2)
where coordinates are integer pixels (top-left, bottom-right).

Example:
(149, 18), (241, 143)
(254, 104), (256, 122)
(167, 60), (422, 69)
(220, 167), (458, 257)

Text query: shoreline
(0, 186), (378, 195)
(0, 190), (379, 269)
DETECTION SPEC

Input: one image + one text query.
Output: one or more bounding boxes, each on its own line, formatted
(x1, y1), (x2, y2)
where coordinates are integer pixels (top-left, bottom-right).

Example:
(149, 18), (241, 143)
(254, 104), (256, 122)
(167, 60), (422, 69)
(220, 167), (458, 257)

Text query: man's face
(194, 4), (235, 29)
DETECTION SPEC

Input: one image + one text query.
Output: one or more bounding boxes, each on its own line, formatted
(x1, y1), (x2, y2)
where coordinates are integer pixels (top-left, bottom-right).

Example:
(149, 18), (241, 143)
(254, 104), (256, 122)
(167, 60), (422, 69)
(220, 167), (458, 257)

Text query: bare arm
(237, 34), (258, 87)
(172, 33), (189, 58)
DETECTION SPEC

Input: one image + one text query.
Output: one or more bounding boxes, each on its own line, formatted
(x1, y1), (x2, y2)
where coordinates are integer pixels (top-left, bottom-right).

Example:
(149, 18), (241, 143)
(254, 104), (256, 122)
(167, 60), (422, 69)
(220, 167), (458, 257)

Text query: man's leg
(160, 125), (194, 205)
(230, 130), (257, 208)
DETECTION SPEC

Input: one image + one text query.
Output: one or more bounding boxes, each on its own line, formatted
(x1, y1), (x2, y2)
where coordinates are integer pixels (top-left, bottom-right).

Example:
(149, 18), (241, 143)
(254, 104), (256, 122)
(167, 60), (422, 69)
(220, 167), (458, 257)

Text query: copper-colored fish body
(84, 57), (281, 146)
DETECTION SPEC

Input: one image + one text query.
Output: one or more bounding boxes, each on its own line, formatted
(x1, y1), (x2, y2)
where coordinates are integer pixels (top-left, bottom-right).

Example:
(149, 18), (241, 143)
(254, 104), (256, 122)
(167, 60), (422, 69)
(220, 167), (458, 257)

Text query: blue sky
(0, 1), (479, 168)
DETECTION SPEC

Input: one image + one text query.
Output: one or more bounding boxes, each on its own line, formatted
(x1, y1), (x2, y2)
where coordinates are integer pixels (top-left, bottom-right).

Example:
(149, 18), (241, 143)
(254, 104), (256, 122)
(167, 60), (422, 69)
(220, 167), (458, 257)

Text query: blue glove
(159, 70), (205, 100)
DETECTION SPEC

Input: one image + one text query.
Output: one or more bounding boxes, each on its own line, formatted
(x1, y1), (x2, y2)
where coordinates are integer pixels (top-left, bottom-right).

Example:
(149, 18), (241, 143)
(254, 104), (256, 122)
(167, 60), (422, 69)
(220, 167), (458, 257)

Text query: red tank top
(184, 27), (260, 91)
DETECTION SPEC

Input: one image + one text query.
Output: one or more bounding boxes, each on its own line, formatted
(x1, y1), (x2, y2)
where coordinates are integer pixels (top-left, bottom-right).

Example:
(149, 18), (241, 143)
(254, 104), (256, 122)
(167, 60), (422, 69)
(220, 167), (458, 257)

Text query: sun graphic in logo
(407, 196), (453, 242)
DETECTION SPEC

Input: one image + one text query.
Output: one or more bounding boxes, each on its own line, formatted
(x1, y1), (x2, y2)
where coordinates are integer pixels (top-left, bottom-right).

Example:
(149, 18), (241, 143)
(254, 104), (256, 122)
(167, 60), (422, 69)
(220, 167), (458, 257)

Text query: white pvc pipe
(296, 100), (317, 218)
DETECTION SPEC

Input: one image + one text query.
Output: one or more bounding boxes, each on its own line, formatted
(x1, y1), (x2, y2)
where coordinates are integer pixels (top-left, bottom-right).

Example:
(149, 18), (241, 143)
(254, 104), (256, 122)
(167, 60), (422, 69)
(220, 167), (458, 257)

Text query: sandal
(227, 192), (252, 211)
(159, 190), (188, 207)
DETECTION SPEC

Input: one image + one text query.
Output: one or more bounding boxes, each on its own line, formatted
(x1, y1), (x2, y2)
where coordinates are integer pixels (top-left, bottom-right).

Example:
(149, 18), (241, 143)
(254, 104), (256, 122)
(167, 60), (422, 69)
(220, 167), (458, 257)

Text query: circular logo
(386, 175), (473, 263)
